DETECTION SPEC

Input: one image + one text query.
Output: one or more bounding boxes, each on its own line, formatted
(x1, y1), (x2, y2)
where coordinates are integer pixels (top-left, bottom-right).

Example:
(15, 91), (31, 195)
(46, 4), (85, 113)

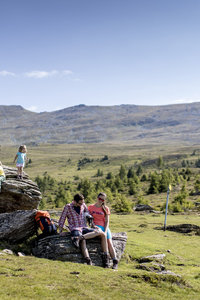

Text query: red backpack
(35, 210), (57, 235)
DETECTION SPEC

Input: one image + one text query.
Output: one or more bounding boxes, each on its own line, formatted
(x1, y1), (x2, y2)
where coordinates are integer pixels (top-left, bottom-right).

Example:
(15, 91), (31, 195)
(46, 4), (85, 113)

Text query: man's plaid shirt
(58, 202), (88, 232)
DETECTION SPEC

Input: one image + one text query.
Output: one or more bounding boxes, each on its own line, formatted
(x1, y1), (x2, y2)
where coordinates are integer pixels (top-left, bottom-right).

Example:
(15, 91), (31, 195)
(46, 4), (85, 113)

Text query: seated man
(58, 193), (109, 267)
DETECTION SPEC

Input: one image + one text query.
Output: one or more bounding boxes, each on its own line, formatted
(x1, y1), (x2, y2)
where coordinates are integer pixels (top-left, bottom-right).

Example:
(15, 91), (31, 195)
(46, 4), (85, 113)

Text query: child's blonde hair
(18, 145), (27, 153)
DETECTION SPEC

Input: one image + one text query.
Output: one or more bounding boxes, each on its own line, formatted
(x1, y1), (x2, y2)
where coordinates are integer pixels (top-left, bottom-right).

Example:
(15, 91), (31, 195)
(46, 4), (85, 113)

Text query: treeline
(35, 159), (200, 213)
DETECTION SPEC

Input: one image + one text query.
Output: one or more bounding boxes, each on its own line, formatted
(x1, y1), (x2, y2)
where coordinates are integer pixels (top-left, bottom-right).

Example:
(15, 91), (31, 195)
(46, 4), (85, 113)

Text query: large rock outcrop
(0, 166), (127, 267)
(0, 165), (41, 213)
(0, 209), (36, 243)
(32, 232), (127, 267)
(134, 204), (154, 212)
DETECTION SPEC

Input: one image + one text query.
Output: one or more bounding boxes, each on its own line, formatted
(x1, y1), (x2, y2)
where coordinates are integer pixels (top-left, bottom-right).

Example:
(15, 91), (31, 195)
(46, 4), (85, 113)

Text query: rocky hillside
(0, 103), (200, 145)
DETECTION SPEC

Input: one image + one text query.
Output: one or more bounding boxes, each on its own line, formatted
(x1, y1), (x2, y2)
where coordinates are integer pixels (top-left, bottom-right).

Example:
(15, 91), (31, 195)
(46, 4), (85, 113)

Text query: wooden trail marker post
(164, 184), (171, 231)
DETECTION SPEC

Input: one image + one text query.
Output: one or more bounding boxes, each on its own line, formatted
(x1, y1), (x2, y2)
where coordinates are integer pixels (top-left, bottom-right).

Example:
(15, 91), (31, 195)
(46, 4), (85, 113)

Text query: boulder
(3, 165), (29, 180)
(136, 254), (182, 279)
(138, 254), (166, 263)
(0, 165), (41, 213)
(32, 232), (127, 267)
(134, 204), (154, 212)
(0, 209), (36, 242)
(136, 262), (165, 272)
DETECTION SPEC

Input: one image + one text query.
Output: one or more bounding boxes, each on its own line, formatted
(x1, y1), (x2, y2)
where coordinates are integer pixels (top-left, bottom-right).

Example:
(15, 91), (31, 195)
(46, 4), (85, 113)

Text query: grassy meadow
(0, 143), (200, 299)
(1, 142), (198, 180)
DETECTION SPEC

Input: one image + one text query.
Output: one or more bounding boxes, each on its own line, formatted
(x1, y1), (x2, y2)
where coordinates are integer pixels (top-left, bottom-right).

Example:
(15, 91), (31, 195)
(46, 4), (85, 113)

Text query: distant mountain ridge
(0, 103), (200, 145)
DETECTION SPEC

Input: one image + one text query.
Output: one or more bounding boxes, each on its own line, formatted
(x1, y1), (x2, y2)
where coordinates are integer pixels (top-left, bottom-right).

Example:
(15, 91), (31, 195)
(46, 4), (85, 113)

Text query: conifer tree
(119, 165), (126, 180)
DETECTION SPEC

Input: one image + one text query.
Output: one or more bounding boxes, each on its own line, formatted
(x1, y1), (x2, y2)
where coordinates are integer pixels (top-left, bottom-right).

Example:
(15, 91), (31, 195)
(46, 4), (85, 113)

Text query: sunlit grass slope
(0, 214), (200, 300)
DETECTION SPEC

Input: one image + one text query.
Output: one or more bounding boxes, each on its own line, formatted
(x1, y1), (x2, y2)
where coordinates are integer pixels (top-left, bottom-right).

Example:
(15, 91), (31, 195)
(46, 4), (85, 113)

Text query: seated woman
(88, 192), (118, 269)
(0, 161), (6, 193)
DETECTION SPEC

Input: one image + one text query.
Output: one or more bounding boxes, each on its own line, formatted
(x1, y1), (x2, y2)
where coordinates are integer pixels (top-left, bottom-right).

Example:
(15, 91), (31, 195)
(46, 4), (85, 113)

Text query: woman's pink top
(88, 204), (110, 227)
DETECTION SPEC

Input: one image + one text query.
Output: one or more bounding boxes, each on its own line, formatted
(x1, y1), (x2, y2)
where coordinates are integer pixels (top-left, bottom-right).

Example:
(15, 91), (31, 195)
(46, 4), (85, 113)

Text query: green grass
(1, 143), (200, 299)
(1, 143), (199, 180)
(0, 213), (200, 300)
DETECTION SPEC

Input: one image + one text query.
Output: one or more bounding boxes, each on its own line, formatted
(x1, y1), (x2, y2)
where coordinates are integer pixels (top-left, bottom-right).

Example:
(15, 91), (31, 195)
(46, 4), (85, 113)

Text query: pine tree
(119, 165), (126, 180)
(78, 178), (93, 199)
(148, 173), (160, 194)
(127, 167), (135, 178)
(106, 172), (113, 179)
(136, 165), (143, 176)
(157, 156), (164, 168)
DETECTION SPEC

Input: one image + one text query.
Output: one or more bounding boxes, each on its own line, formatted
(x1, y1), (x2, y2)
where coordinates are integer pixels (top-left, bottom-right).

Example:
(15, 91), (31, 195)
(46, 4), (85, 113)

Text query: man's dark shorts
(71, 227), (95, 237)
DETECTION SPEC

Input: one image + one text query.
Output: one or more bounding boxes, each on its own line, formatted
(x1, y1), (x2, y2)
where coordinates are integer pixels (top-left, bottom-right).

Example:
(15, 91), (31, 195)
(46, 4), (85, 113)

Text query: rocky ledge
(0, 209), (37, 243)
(0, 165), (41, 213)
(32, 232), (127, 267)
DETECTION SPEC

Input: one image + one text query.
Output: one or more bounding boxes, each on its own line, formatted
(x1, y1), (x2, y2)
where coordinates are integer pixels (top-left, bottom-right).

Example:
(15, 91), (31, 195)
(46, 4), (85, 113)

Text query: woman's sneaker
(112, 259), (118, 270)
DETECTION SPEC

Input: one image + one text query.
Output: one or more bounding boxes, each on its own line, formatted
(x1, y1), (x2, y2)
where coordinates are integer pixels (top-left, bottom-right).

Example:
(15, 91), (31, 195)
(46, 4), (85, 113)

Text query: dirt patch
(155, 224), (200, 235)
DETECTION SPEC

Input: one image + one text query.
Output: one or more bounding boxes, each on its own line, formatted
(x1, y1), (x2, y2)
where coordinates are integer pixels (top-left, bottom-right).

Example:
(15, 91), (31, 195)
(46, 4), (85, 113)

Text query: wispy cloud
(0, 69), (77, 80)
(24, 69), (74, 79)
(0, 70), (16, 77)
(25, 70), (59, 78)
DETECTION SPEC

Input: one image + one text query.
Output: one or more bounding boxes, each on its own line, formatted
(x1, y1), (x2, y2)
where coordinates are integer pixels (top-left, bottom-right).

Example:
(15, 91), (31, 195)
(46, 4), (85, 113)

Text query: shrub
(55, 186), (68, 208)
(195, 159), (200, 168)
(77, 178), (94, 199)
(148, 173), (160, 194)
(127, 167), (135, 178)
(169, 202), (183, 213)
(129, 181), (138, 195)
(95, 179), (106, 191)
(140, 174), (148, 182)
(96, 169), (103, 177)
(114, 176), (124, 191)
(101, 155), (108, 161)
(112, 194), (132, 213)
(136, 165), (143, 176)
(119, 165), (126, 180)
(77, 157), (93, 168)
(173, 184), (188, 205)
(157, 156), (164, 168)
(106, 172), (113, 179)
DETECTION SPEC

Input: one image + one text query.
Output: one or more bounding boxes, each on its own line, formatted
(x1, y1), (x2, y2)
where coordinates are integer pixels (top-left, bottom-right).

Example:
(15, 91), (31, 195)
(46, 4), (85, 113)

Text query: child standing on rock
(0, 161), (6, 192)
(13, 145), (27, 180)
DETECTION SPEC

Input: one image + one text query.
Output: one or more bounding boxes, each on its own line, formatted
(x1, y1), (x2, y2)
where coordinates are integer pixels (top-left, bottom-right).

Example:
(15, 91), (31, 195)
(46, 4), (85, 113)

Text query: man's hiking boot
(85, 257), (92, 265)
(71, 237), (80, 248)
(102, 253), (109, 268)
(72, 235), (84, 248)
(112, 259), (118, 270)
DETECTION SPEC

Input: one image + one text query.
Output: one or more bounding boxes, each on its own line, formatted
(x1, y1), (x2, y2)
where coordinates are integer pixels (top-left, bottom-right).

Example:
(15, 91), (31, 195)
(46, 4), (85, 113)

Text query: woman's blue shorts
(96, 225), (112, 239)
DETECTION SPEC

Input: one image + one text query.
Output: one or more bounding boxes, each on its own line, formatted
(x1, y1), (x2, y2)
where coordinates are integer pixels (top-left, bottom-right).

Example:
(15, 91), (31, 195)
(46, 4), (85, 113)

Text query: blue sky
(1, 0), (200, 112)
